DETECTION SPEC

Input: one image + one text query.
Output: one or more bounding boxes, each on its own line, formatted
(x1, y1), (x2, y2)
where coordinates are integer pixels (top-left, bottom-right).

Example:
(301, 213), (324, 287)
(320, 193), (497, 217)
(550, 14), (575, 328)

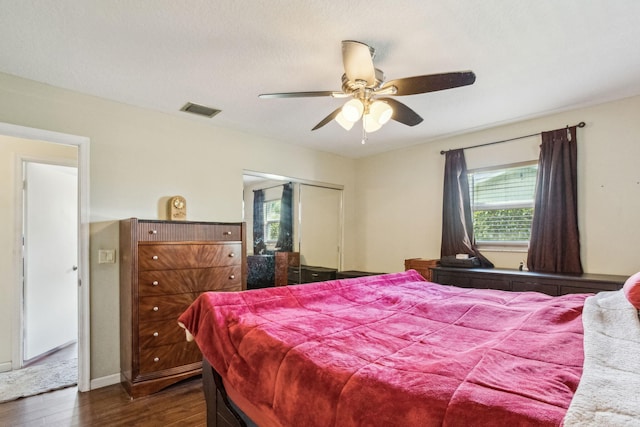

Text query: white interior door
(23, 161), (78, 362)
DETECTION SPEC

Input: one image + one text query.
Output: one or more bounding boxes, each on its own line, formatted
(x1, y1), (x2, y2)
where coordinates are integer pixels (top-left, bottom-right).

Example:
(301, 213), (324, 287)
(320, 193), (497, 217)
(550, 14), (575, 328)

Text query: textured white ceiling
(1, 1), (640, 158)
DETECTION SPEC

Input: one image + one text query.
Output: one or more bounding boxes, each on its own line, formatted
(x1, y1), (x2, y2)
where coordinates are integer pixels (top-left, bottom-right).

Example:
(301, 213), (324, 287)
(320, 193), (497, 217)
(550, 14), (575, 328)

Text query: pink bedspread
(178, 270), (588, 426)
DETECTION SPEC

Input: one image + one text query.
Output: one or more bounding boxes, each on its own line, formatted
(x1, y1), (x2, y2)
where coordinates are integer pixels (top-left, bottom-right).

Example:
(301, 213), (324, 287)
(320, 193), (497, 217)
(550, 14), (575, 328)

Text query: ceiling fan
(259, 40), (476, 140)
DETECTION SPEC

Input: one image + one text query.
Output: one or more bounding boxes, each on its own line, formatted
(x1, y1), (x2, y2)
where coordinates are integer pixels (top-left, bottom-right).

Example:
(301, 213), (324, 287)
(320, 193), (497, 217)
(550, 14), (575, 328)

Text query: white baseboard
(90, 373), (120, 390)
(0, 362), (12, 373)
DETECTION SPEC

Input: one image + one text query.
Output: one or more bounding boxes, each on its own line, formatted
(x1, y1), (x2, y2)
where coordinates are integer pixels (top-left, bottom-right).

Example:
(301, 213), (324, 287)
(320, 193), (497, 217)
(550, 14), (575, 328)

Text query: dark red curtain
(275, 182), (293, 252)
(441, 149), (493, 267)
(252, 189), (266, 255)
(527, 126), (583, 273)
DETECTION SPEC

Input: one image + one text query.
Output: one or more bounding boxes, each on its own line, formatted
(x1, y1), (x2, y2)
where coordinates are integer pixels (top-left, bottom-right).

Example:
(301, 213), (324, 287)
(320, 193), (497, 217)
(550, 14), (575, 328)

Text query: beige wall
(355, 95), (640, 276)
(0, 72), (357, 381)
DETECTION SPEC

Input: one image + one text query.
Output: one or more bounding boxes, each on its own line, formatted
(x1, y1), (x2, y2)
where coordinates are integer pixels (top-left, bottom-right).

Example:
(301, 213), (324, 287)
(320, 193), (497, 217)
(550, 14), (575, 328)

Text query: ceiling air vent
(180, 102), (221, 118)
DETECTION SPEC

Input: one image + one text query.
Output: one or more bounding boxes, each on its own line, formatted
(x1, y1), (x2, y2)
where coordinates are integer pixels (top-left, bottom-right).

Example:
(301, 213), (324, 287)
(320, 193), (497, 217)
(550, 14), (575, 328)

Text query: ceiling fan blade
(342, 40), (376, 86)
(379, 98), (423, 126)
(312, 107), (343, 131)
(381, 71), (476, 96)
(259, 91), (341, 99)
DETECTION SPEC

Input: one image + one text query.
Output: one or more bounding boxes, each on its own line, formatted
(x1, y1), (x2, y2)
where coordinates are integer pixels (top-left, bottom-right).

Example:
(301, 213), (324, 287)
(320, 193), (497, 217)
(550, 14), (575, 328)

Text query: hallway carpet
(0, 358), (77, 403)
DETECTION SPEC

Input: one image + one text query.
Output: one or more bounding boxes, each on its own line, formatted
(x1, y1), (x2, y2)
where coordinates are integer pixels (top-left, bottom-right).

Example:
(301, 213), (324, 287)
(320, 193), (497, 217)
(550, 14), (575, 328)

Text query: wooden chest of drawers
(404, 258), (440, 282)
(119, 219), (246, 398)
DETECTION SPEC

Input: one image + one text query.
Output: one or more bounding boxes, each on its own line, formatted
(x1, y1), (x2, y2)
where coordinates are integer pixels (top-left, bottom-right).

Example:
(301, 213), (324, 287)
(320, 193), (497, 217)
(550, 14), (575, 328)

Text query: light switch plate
(98, 249), (116, 264)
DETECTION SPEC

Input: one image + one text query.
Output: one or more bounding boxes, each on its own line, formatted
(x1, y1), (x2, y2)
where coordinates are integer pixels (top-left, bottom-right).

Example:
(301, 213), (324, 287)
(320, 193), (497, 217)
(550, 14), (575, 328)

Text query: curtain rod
(439, 121), (586, 155)
(252, 182), (291, 192)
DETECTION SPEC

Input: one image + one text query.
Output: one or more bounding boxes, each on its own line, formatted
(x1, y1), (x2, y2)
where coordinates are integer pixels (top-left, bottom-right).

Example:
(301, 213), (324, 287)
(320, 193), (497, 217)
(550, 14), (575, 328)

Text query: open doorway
(22, 161), (78, 367)
(0, 122), (91, 392)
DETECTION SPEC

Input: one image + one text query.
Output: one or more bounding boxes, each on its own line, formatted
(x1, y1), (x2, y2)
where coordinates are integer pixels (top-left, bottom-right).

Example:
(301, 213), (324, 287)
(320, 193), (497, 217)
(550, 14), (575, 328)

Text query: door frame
(2, 122), (91, 392)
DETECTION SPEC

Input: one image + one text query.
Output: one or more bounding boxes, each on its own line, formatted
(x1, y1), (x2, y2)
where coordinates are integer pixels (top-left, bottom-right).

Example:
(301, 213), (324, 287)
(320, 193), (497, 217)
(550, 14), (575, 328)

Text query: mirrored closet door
(242, 172), (343, 289)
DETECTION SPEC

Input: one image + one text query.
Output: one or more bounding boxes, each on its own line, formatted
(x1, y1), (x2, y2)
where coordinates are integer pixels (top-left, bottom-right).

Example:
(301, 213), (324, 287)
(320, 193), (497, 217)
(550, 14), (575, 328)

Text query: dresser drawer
(139, 319), (190, 348)
(302, 266), (337, 283)
(138, 243), (241, 271)
(138, 266), (242, 296)
(512, 280), (559, 296)
(433, 271), (473, 287)
(138, 341), (202, 375)
(139, 292), (201, 321)
(287, 267), (302, 284)
(137, 222), (242, 242)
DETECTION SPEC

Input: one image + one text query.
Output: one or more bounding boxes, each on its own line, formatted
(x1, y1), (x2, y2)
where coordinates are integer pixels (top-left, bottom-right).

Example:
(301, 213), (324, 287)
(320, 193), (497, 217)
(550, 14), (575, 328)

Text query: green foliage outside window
(264, 200), (281, 242)
(473, 208), (534, 242)
(266, 222), (280, 242)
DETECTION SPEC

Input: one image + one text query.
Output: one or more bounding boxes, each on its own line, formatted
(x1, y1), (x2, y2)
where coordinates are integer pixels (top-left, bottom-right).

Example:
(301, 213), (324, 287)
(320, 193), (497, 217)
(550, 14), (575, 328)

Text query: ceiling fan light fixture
(369, 100), (393, 125)
(335, 112), (355, 130)
(260, 41), (474, 139)
(342, 98), (364, 122)
(363, 113), (383, 133)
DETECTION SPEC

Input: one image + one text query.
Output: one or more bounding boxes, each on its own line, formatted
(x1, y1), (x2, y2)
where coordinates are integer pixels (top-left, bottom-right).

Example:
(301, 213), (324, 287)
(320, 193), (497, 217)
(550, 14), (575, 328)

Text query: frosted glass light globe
(342, 99), (364, 122)
(369, 100), (393, 125)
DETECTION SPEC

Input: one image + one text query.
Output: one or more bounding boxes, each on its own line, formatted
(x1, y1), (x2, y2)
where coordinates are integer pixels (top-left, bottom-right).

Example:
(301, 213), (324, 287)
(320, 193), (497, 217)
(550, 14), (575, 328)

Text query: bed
(178, 269), (640, 427)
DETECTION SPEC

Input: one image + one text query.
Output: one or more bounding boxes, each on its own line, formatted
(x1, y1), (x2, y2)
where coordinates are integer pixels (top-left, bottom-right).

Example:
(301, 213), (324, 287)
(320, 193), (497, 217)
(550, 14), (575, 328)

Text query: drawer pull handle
(153, 306), (159, 312)
(229, 275), (235, 280)
(154, 357), (159, 362)
(152, 255), (159, 260)
(311, 273), (319, 277)
(152, 281), (159, 286)
(223, 231), (232, 235)
(153, 332), (159, 337)
(149, 230), (157, 235)
(228, 253), (235, 258)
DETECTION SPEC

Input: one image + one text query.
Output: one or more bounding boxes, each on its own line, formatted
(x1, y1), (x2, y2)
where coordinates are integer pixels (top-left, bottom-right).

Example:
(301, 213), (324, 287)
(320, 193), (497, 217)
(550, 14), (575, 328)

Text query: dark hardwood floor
(0, 377), (206, 426)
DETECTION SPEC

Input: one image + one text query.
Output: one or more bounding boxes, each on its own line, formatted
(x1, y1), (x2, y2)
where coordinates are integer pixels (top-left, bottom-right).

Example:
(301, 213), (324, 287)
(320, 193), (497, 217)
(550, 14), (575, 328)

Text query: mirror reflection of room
(243, 172), (343, 289)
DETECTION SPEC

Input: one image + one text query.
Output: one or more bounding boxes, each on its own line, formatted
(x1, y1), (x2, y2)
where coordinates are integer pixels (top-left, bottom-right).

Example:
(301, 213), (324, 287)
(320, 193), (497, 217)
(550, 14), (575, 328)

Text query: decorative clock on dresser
(119, 218), (247, 398)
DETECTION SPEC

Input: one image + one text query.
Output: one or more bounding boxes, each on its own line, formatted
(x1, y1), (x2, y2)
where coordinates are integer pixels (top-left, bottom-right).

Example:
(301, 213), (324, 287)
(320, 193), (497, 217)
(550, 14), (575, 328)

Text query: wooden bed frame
(202, 359), (242, 427)
(203, 358), (249, 427)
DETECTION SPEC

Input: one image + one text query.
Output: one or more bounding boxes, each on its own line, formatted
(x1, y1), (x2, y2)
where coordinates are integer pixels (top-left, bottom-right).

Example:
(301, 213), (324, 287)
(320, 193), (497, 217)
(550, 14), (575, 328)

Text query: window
(263, 199), (281, 242)
(468, 162), (538, 245)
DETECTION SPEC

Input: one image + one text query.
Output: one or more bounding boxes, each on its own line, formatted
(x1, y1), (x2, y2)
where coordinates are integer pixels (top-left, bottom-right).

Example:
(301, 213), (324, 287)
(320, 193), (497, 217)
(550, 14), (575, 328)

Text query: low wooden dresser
(430, 266), (626, 296)
(119, 218), (246, 398)
(336, 270), (384, 279)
